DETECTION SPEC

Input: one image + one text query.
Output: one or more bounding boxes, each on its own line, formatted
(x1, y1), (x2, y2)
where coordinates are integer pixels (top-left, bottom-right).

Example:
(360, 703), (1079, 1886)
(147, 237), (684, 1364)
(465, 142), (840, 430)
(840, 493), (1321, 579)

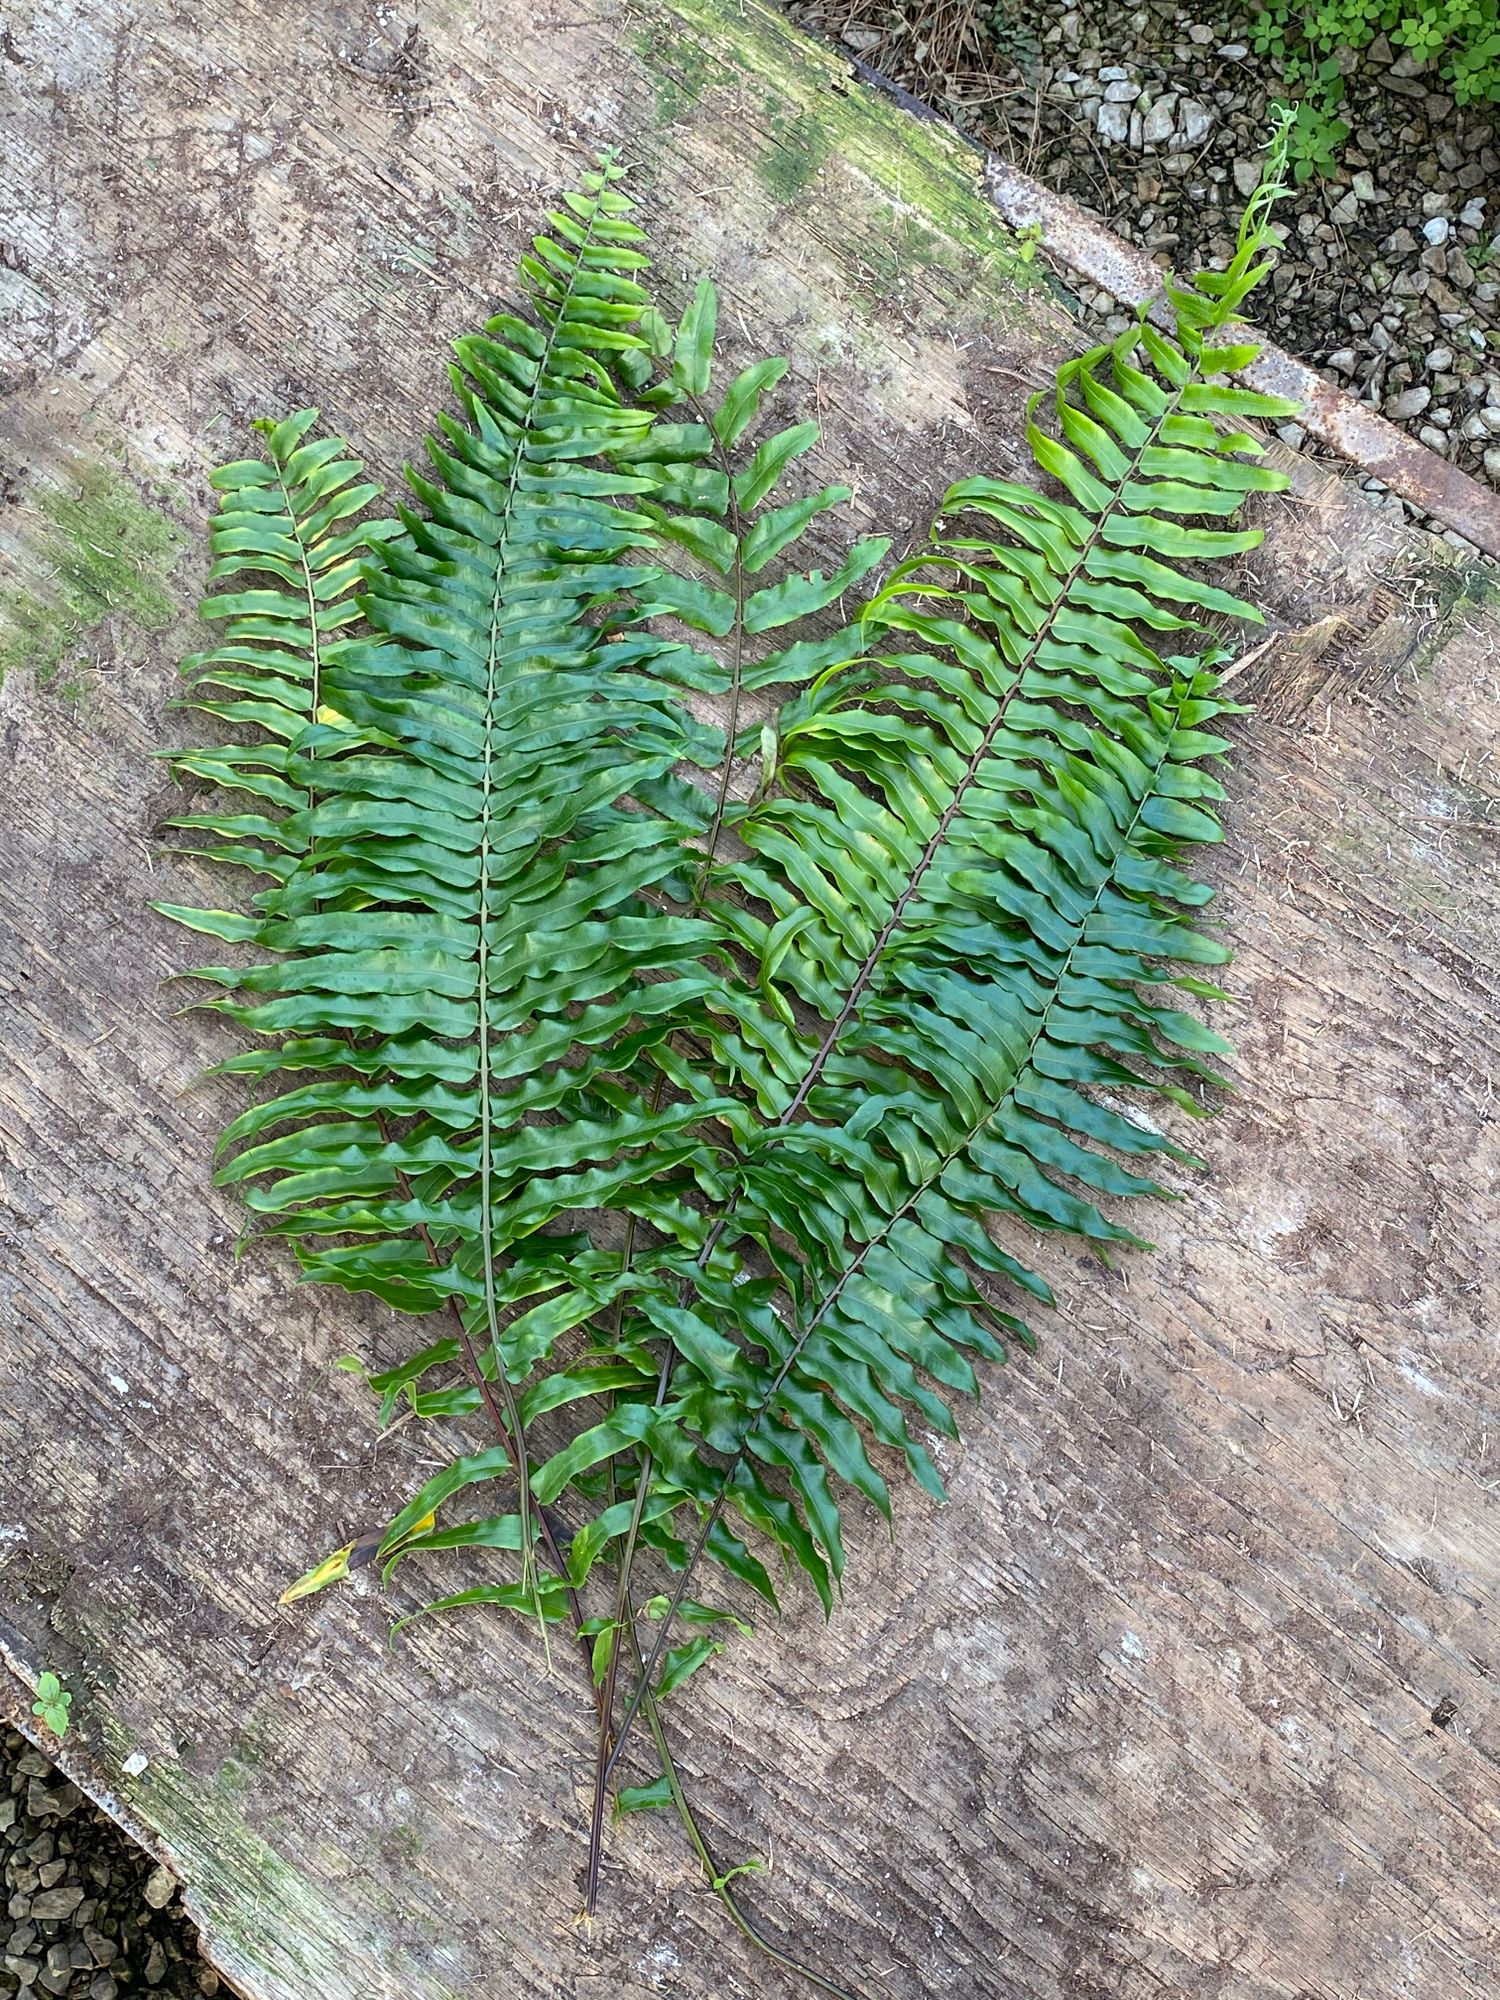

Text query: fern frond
(164, 163), (731, 1603)
(161, 132), (1301, 1962)
(159, 412), (392, 891)
(590, 142), (1298, 1776)
(617, 275), (889, 854)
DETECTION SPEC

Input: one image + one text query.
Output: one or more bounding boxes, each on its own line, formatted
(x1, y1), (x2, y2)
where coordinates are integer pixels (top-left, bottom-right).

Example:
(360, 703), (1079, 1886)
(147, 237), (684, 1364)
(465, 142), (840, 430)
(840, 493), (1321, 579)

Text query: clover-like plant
(160, 136), (1296, 1988)
(32, 1670), (72, 1740)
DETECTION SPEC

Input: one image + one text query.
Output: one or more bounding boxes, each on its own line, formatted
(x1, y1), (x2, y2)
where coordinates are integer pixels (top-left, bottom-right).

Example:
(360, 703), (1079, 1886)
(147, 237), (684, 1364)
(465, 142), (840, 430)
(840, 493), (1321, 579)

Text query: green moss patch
(630, 14), (722, 123)
(0, 463), (182, 693)
(629, 0), (1049, 328)
(758, 97), (831, 202)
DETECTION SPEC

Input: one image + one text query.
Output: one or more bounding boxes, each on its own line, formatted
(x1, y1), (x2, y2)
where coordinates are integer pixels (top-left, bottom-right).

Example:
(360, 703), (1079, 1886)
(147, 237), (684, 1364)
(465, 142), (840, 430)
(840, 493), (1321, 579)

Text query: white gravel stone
(1425, 344), (1454, 372)
(1232, 157), (1261, 197)
(1459, 198), (1487, 228)
(1326, 348), (1357, 374)
(1177, 98), (1213, 145)
(1482, 405), (1500, 434)
(1104, 78), (1140, 101)
(143, 1866), (176, 1911)
(1422, 216), (1450, 246)
(1385, 385), (1431, 420)
(1097, 100), (1130, 143)
(1485, 446), (1500, 481)
(1142, 94), (1178, 143)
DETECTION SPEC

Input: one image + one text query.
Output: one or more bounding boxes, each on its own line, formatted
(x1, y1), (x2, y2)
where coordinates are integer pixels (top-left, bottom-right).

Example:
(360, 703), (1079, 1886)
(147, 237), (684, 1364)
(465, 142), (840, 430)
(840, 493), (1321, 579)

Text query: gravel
(783, 0), (1500, 494)
(1, 1732), (227, 1999)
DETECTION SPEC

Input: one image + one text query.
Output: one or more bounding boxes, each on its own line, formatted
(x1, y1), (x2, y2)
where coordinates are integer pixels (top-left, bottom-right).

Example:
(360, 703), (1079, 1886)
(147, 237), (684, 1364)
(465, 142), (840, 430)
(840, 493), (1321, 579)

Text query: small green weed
(1275, 92), (1352, 182)
(32, 1671), (72, 1739)
(1250, 2), (1500, 117)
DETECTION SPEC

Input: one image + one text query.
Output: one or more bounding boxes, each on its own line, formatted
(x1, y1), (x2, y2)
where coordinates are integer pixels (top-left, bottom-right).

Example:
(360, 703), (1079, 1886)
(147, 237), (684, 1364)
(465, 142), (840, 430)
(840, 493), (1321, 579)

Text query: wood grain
(2, 2), (1497, 1996)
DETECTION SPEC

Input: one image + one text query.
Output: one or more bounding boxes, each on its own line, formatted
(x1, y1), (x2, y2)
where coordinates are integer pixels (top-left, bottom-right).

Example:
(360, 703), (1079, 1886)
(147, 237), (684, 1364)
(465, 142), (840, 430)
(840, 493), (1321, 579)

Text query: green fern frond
(167, 160), (742, 1615)
(158, 411), (393, 892)
(589, 140), (1298, 1772)
(160, 131), (1299, 1966)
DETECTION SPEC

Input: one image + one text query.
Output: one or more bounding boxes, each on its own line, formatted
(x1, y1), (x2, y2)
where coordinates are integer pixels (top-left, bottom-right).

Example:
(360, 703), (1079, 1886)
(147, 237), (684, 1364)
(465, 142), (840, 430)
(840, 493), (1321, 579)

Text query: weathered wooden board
(2, 2), (1499, 1997)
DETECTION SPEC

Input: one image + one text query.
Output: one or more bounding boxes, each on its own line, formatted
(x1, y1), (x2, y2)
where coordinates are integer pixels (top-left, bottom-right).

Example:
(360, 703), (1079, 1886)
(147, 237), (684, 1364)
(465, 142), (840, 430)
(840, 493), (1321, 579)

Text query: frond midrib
(472, 195), (610, 1439)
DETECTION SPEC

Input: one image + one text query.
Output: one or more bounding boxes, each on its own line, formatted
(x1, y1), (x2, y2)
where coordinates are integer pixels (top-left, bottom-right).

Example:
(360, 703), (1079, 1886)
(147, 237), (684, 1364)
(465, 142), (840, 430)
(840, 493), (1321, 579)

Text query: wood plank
(2, 2), (1498, 1996)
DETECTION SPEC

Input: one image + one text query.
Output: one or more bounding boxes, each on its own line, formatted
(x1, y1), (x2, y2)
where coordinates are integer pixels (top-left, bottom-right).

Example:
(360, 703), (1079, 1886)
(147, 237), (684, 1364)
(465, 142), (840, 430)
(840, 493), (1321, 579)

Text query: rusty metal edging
(844, 53), (1500, 559)
(985, 160), (1500, 560)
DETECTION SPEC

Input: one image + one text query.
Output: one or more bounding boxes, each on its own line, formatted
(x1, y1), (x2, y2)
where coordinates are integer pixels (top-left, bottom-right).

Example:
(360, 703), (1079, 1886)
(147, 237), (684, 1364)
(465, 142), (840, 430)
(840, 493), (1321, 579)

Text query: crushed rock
(1, 1731), (226, 1999)
(783, 0), (1500, 497)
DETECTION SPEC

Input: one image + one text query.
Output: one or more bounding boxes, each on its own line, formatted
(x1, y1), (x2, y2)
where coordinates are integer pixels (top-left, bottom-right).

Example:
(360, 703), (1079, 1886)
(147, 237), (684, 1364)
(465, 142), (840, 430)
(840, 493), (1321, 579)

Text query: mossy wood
(2, 2), (1498, 1998)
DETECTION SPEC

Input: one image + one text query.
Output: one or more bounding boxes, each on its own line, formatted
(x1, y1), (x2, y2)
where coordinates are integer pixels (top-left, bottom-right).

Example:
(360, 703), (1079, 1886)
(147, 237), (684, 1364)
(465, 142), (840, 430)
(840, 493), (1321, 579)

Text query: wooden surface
(3, 2), (1499, 1996)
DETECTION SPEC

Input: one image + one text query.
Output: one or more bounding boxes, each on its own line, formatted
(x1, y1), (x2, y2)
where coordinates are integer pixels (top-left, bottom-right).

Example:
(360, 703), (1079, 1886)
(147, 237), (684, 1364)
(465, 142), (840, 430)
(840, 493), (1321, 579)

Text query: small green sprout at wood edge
(32, 1672), (72, 1740)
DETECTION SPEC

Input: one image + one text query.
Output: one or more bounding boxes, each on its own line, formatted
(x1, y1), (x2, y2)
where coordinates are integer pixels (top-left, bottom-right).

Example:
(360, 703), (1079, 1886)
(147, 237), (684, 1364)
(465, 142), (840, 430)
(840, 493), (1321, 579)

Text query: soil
(1, 1732), (229, 2000)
